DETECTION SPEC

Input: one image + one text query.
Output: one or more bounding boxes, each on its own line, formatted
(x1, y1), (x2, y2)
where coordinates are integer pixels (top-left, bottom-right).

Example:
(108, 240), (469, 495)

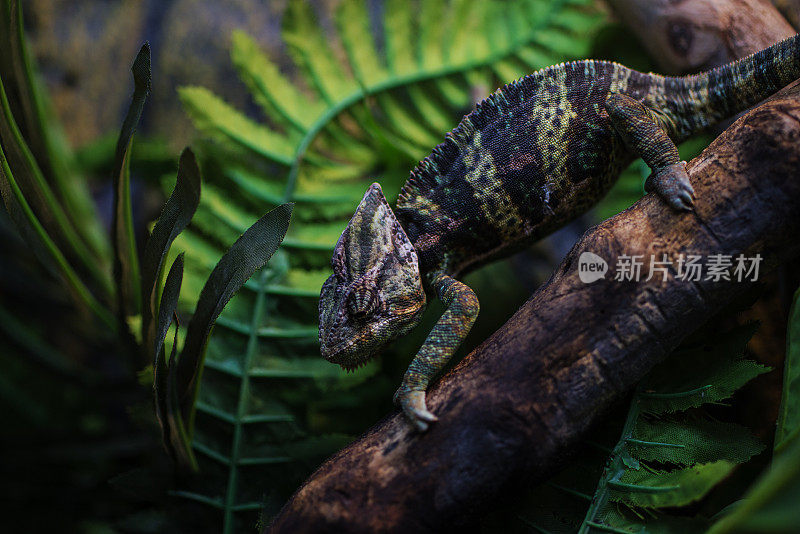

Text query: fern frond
(638, 323), (769, 414)
(630, 418), (764, 466)
(611, 460), (736, 508)
(706, 287), (800, 533)
(578, 325), (767, 533)
(511, 324), (768, 534)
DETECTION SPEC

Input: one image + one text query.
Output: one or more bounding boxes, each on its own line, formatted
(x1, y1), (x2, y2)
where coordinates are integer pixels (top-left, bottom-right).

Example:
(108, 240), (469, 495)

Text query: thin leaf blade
(707, 432), (800, 534)
(154, 253), (184, 461)
(176, 203), (294, 424)
(112, 42), (150, 321)
(776, 287), (800, 451)
(141, 148), (201, 361)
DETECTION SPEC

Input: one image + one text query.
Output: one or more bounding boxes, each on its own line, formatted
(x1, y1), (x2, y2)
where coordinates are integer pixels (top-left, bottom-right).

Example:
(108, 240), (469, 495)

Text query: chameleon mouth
(338, 354), (377, 373)
(320, 330), (383, 372)
(319, 308), (423, 371)
(320, 335), (355, 360)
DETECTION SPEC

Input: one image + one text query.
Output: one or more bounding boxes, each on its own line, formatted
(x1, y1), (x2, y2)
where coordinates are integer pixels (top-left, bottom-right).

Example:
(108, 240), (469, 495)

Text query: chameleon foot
(645, 161), (695, 211)
(394, 388), (438, 432)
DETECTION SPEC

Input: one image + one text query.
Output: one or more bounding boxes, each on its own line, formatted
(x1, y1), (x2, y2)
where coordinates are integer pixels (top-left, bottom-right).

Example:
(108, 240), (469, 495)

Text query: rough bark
(268, 81), (800, 533)
(605, 0), (795, 73)
(773, 0), (800, 29)
(605, 0), (799, 441)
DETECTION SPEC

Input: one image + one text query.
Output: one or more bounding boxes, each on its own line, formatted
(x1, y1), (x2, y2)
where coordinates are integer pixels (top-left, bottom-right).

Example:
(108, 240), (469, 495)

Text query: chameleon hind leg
(394, 272), (479, 431)
(605, 93), (695, 211)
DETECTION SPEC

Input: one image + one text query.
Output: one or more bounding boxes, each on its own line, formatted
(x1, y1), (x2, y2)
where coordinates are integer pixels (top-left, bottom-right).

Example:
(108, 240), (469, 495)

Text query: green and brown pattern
(392, 271), (480, 430)
(319, 183), (426, 370)
(320, 34), (800, 430)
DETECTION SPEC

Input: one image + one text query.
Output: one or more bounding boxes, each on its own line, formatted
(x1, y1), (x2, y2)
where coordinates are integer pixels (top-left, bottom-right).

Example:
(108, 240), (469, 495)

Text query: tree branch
(268, 82), (800, 533)
(606, 0), (800, 445)
(605, 0), (795, 73)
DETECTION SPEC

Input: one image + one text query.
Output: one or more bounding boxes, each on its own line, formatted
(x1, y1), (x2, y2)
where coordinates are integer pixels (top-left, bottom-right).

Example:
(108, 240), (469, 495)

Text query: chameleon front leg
(394, 271), (479, 431)
(605, 93), (695, 211)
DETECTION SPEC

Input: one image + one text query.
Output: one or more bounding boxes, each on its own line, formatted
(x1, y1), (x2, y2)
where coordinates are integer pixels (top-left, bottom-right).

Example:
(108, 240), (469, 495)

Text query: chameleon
(319, 34), (800, 431)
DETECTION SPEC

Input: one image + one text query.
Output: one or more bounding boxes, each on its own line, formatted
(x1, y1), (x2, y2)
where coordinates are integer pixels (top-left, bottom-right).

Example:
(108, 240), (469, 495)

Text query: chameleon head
(319, 182), (427, 370)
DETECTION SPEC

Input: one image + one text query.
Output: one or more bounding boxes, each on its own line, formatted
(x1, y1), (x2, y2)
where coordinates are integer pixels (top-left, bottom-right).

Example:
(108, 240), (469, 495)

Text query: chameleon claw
(677, 189), (694, 210)
(394, 388), (438, 432)
(645, 161), (695, 212)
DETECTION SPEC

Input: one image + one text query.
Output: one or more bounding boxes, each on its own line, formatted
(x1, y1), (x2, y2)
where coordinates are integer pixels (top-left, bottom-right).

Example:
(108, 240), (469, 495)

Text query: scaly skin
(319, 34), (800, 430)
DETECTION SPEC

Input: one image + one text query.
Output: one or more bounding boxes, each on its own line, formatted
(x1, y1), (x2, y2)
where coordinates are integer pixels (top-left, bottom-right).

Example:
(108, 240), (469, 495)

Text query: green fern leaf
(707, 428), (800, 534)
(706, 288), (800, 533)
(179, 86), (297, 164)
(577, 324), (767, 534)
(611, 460), (736, 508)
(629, 418), (764, 466)
(596, 505), (709, 534)
(638, 323), (770, 414)
(229, 30), (324, 132)
(509, 324), (768, 534)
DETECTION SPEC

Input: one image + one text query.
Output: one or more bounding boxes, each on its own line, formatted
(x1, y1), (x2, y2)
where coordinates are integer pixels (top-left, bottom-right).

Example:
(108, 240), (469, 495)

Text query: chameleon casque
(319, 35), (800, 430)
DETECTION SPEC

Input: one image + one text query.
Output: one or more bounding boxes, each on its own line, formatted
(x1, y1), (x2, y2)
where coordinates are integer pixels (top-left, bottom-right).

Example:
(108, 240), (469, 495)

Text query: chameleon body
(319, 35), (800, 430)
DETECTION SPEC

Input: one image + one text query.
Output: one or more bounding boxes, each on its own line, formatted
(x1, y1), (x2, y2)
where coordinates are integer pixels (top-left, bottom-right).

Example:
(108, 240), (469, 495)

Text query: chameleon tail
(665, 33), (800, 137)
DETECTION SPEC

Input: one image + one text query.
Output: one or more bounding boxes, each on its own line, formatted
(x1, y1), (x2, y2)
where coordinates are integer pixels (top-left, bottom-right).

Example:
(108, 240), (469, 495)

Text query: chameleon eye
(347, 284), (378, 318)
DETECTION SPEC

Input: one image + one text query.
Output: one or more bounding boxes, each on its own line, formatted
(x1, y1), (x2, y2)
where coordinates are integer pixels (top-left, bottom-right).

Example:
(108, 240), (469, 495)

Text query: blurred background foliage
(1, 0), (799, 533)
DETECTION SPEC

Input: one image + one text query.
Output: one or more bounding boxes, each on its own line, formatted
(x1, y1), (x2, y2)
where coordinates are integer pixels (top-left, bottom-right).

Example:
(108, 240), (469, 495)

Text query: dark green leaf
(155, 255), (195, 470)
(597, 506), (710, 534)
(3, 0), (110, 262)
(112, 42), (151, 322)
(154, 253), (184, 464)
(776, 287), (800, 452)
(0, 0), (45, 169)
(176, 202), (293, 424)
(0, 0), (113, 288)
(708, 431), (800, 533)
(0, 124), (114, 328)
(611, 461), (736, 508)
(639, 323), (769, 414)
(575, 325), (765, 533)
(631, 418), (764, 466)
(155, 253), (184, 360)
(141, 148), (201, 362)
(0, 68), (112, 297)
(166, 326), (197, 472)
